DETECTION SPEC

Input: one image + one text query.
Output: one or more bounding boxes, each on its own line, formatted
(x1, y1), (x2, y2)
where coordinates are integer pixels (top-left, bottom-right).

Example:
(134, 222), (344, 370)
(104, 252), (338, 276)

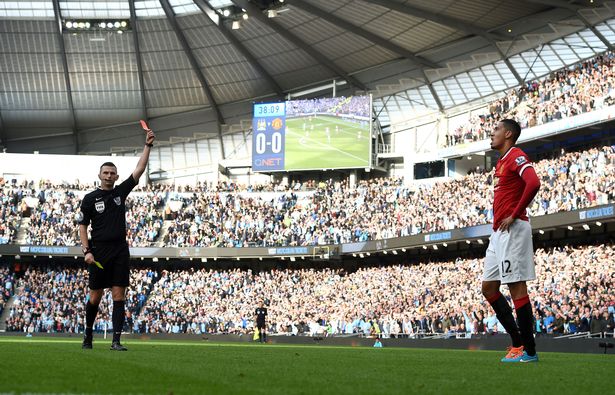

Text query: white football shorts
(483, 219), (536, 284)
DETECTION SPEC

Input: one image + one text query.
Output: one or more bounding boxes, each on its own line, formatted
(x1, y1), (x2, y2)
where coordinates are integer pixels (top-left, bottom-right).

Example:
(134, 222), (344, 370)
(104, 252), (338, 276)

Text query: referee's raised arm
(132, 127), (156, 183)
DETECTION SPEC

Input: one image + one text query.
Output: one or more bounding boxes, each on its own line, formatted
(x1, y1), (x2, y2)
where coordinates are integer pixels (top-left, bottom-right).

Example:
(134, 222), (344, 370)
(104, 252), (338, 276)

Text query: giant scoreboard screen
(252, 95), (372, 172)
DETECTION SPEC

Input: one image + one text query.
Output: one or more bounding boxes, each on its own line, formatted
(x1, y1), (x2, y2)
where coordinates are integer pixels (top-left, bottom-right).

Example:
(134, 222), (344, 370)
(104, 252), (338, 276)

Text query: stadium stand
(25, 189), (82, 246)
(446, 51), (615, 146)
(2, 144), (611, 248)
(4, 267), (157, 334)
(133, 243), (615, 337)
(3, 243), (613, 336)
(2, 4), (615, 393)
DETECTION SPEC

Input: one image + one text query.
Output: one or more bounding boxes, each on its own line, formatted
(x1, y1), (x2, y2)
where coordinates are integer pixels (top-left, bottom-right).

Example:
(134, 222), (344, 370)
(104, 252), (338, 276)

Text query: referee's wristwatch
(82, 247), (92, 255)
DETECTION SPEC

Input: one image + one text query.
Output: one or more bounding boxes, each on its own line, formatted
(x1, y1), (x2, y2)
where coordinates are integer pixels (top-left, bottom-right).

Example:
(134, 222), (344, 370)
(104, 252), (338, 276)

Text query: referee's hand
(145, 129), (156, 145)
(84, 252), (95, 265)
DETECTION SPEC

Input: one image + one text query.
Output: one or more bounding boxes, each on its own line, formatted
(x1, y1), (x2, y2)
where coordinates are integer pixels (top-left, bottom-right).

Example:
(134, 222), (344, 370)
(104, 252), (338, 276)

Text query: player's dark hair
(501, 119), (521, 142)
(99, 162), (117, 172)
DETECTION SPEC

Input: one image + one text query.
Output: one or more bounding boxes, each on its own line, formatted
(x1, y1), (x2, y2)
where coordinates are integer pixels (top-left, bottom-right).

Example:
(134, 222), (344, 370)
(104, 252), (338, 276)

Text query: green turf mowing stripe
(1, 337), (613, 394)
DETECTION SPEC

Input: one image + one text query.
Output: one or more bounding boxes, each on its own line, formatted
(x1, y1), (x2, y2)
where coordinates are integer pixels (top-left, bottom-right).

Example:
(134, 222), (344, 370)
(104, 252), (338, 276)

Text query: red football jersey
(493, 147), (534, 230)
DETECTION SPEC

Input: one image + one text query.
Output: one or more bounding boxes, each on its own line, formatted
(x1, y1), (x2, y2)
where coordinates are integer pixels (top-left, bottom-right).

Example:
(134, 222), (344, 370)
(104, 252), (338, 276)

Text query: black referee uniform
(255, 306), (267, 343)
(79, 175), (136, 289)
(79, 174), (137, 351)
(80, 127), (154, 351)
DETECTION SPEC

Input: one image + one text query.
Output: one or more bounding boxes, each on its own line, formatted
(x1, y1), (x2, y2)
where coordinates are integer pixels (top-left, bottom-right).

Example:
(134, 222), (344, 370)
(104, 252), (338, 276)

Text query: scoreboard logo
(271, 118), (283, 130)
(256, 119), (266, 131)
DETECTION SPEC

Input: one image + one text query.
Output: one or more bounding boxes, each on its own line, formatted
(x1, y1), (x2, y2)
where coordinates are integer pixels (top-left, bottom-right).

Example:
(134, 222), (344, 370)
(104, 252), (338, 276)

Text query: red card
(140, 120), (150, 131)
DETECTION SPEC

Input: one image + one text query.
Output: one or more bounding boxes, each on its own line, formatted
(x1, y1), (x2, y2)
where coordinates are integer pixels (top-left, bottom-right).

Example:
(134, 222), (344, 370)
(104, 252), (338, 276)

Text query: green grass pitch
(0, 337), (613, 394)
(284, 115), (371, 170)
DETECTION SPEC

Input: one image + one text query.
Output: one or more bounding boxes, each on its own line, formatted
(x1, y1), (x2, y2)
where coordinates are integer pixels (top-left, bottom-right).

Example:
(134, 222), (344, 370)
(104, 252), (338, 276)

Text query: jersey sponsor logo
(515, 156), (527, 166)
(95, 201), (105, 213)
(113, 196), (122, 206)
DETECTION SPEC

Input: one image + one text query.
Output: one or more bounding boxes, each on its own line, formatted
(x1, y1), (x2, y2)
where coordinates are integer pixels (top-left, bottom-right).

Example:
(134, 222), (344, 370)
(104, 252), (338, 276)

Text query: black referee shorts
(257, 321), (266, 330)
(88, 241), (130, 290)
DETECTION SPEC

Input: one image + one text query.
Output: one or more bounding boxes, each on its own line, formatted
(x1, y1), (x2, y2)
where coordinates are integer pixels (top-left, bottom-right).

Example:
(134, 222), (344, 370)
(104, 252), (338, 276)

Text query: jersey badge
(515, 156), (527, 166)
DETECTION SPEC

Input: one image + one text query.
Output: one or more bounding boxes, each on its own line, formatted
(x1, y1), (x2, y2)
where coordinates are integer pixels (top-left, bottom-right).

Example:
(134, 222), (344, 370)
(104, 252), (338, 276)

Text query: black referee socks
(85, 301), (99, 338)
(112, 300), (126, 343)
(487, 292), (523, 348)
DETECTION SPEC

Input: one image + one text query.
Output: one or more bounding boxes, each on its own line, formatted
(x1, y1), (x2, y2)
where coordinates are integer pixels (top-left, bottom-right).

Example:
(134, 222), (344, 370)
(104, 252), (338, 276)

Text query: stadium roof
(1, 0), (615, 155)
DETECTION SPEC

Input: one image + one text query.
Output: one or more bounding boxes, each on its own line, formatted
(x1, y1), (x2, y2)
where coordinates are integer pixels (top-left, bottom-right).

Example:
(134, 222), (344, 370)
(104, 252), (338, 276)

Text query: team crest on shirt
(515, 156), (527, 166)
(95, 201), (105, 213)
(114, 196), (122, 206)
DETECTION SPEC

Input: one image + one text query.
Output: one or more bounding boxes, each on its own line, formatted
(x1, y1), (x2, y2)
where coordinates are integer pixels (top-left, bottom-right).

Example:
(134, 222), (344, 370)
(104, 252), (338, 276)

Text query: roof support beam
(231, 0), (367, 91)
(129, 0), (149, 122)
(362, 0), (509, 42)
(361, 0), (522, 84)
(501, 56), (525, 85)
(523, 0), (614, 50)
(290, 0), (439, 69)
(490, 42), (524, 84)
(418, 70), (444, 112)
(158, 0), (226, 159)
(194, 0), (284, 98)
(51, 0), (79, 154)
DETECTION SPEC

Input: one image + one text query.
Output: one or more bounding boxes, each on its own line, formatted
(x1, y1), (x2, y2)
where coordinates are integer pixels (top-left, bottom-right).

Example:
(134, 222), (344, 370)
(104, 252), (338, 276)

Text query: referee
(255, 301), (268, 343)
(78, 126), (155, 351)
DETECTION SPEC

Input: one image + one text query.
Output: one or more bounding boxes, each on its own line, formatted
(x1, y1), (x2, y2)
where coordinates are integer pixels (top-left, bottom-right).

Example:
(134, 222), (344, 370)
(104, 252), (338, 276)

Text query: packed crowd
(286, 96), (370, 118)
(168, 180), (318, 194)
(532, 146), (613, 214)
(133, 244), (614, 337)
(161, 145), (614, 247)
(446, 51), (615, 146)
(124, 193), (165, 247)
(4, 264), (158, 334)
(1, 144), (613, 248)
(4, 244), (613, 337)
(18, 184), (165, 247)
(25, 189), (82, 246)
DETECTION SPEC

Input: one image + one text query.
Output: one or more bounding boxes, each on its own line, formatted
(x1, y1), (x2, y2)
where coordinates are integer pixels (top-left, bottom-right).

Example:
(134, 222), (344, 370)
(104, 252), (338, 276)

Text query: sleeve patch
(515, 156), (527, 166)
